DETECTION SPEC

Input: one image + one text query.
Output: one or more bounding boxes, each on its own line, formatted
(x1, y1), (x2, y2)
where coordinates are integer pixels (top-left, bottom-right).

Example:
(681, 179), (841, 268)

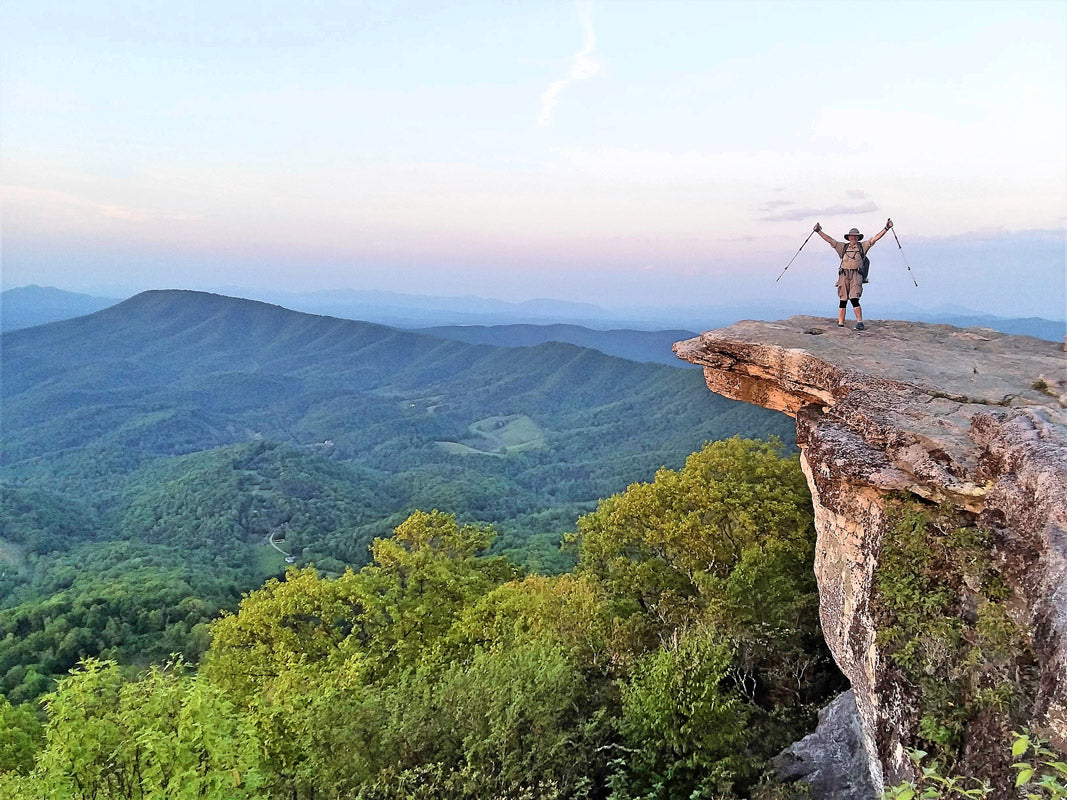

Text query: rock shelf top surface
(674, 315), (1066, 422)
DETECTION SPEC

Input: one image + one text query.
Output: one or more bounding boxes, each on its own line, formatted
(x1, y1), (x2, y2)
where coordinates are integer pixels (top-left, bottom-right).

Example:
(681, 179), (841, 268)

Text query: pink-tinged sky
(2, 1), (1065, 317)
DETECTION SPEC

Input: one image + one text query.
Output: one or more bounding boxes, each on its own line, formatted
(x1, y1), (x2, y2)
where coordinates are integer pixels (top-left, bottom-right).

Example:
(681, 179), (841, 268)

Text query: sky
(2, 0), (1065, 318)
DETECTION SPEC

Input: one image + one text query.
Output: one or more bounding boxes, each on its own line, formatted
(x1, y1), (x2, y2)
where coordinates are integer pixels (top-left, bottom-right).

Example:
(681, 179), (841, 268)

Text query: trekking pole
(776, 229), (817, 283)
(890, 224), (919, 287)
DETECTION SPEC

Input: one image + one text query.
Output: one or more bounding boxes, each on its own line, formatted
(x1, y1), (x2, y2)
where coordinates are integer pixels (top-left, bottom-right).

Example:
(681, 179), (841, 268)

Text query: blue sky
(2, 0), (1065, 317)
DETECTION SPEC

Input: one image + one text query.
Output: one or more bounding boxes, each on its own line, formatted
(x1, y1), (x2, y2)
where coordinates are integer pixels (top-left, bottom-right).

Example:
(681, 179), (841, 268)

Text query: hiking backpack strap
(857, 241), (870, 282)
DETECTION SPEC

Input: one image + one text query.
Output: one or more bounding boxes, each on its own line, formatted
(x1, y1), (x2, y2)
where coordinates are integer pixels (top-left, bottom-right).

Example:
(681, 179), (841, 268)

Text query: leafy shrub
(884, 731), (1067, 798)
(3, 659), (263, 800)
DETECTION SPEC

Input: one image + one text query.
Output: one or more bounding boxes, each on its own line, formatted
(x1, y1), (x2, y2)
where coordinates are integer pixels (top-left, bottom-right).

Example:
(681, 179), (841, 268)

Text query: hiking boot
(855, 322), (865, 331)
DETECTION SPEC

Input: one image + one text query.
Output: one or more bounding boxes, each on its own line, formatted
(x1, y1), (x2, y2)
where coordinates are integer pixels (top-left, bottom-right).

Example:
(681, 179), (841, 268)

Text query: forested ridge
(1, 438), (842, 799)
(0, 291), (792, 709)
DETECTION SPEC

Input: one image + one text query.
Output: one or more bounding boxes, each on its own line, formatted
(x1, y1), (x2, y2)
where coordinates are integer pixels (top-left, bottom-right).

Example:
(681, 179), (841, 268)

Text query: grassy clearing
(437, 414), (546, 457)
(252, 542), (288, 576)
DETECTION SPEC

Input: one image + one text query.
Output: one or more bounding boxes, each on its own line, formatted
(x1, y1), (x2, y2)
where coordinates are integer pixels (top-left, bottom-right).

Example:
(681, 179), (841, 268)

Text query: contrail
(539, 1), (601, 126)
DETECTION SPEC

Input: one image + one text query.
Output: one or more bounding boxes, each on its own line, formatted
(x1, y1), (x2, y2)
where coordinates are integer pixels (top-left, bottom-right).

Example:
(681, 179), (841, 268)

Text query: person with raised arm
(813, 218), (893, 330)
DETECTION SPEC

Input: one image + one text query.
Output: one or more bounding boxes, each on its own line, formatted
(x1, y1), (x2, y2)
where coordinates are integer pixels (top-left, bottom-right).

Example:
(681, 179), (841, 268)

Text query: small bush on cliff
(873, 503), (1040, 788)
(884, 731), (1067, 798)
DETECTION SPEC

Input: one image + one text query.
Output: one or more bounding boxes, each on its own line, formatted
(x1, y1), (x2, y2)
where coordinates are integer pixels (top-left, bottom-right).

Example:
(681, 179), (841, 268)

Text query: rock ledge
(674, 316), (1066, 790)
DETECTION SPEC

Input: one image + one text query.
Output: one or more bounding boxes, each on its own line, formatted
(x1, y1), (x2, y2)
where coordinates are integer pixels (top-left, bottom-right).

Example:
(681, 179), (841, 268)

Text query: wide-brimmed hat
(844, 228), (863, 240)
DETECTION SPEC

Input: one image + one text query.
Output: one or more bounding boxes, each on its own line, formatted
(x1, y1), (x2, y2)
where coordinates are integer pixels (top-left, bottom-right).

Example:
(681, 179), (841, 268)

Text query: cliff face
(674, 317), (1067, 791)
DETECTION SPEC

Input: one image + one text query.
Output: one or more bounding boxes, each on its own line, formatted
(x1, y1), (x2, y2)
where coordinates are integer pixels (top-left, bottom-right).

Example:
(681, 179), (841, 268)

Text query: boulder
(772, 690), (877, 799)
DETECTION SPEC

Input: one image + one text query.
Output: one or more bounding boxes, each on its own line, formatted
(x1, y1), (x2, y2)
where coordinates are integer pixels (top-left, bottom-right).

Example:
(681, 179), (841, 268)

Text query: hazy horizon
(6, 278), (1065, 327)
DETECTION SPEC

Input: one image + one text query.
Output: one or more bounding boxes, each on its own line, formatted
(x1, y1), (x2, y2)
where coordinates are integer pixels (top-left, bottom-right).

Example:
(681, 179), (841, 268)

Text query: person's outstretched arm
(866, 218), (894, 247)
(814, 223), (838, 249)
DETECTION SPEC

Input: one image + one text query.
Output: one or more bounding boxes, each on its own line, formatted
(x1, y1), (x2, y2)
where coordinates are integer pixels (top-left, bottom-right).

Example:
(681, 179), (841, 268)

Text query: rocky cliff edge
(674, 316), (1066, 791)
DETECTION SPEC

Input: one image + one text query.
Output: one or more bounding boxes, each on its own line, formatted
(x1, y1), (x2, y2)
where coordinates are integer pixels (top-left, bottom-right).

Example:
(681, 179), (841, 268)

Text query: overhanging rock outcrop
(674, 317), (1067, 791)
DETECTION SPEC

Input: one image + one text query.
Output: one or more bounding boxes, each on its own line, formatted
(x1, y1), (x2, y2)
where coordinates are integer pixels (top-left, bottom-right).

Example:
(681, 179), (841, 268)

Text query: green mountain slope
(2, 291), (786, 499)
(0, 290), (792, 698)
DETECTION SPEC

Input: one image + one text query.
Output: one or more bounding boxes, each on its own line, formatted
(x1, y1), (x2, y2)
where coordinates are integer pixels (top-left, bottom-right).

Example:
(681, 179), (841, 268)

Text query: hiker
(813, 219), (893, 330)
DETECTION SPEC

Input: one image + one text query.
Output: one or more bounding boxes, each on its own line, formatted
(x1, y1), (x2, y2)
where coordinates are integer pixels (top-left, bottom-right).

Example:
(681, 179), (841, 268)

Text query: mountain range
(415, 323), (699, 366)
(1, 290), (789, 572)
(0, 289), (795, 699)
(4, 285), (1062, 341)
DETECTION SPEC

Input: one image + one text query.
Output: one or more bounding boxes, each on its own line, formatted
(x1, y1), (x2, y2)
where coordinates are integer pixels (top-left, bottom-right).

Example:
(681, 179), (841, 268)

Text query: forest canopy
(1, 438), (841, 800)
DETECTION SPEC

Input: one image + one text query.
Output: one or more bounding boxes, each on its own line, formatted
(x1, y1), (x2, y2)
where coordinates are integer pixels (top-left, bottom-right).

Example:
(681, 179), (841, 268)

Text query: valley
(0, 289), (791, 703)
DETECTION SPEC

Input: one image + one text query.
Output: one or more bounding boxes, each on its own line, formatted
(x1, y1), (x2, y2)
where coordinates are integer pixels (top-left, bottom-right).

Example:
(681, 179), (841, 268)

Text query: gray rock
(772, 691), (877, 799)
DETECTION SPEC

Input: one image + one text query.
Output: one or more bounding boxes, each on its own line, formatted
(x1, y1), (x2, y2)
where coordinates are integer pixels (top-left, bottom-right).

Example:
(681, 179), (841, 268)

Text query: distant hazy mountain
(889, 311), (1065, 343)
(214, 287), (638, 329)
(182, 287), (1067, 341)
(0, 285), (119, 332)
(416, 324), (700, 367)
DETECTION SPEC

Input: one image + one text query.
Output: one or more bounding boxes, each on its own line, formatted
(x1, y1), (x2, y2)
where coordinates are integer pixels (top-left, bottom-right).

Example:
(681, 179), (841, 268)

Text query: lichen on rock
(674, 317), (1067, 792)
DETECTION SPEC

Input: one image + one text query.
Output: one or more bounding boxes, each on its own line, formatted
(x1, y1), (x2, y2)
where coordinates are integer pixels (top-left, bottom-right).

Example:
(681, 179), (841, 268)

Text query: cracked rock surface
(675, 317), (1066, 792)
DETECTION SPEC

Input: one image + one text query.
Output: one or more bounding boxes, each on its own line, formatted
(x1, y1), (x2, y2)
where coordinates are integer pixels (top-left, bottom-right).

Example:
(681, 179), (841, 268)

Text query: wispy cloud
(759, 199), (878, 222)
(4, 185), (200, 224)
(760, 199), (793, 212)
(538, 1), (601, 126)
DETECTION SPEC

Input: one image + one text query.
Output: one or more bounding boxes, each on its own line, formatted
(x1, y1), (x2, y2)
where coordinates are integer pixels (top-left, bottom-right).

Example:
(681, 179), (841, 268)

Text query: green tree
(204, 566), (365, 703)
(385, 574), (625, 796)
(571, 438), (839, 795)
(434, 636), (598, 796)
(615, 626), (753, 799)
(205, 566), (381, 798)
(575, 436), (813, 607)
(203, 511), (520, 799)
(6, 659), (262, 800)
(444, 573), (617, 674)
(0, 695), (42, 775)
(357, 510), (519, 672)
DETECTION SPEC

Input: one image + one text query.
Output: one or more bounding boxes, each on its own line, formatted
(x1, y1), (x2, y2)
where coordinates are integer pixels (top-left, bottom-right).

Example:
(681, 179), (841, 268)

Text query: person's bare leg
(854, 304), (863, 322)
(838, 307), (846, 325)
